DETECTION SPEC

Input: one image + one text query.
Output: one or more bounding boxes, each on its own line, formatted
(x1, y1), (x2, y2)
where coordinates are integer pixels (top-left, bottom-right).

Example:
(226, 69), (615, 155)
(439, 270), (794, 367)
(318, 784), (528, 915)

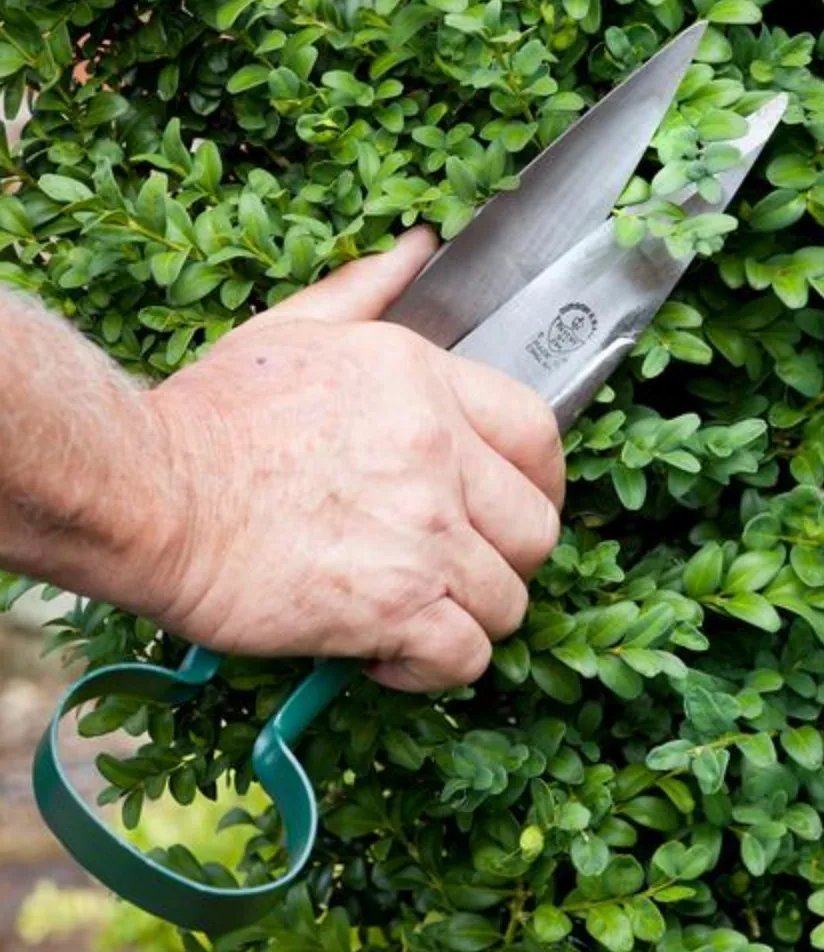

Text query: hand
(140, 228), (565, 692)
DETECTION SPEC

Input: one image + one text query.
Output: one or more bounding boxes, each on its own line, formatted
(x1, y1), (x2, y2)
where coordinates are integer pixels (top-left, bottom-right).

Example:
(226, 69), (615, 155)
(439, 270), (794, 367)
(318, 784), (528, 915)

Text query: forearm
(0, 291), (179, 608)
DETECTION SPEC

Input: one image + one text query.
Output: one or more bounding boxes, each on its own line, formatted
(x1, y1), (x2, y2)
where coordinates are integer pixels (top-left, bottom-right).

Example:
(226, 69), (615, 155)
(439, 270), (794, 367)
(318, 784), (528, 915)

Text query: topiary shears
(32, 20), (788, 936)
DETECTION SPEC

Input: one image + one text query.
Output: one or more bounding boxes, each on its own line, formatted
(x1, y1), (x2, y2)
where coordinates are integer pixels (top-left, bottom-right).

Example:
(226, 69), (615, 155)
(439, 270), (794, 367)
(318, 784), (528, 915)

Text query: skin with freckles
(0, 227), (565, 693)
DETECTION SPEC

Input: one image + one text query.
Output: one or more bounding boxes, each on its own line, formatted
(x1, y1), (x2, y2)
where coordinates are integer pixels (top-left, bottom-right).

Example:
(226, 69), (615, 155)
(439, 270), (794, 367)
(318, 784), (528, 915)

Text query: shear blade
(383, 21), (707, 349)
(451, 94), (789, 432)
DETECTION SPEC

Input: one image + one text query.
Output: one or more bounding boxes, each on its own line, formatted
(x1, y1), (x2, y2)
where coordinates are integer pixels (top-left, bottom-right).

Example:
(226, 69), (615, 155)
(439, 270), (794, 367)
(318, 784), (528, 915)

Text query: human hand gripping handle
(137, 225), (564, 692)
(33, 227), (566, 934)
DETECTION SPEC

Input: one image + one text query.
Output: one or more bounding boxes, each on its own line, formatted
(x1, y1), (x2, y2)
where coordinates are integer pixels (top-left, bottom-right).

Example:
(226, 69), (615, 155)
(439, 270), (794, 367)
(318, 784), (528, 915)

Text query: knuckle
(501, 578), (530, 634)
(434, 621), (491, 685)
(452, 634), (492, 684)
(363, 322), (429, 368)
(404, 484), (458, 537)
(522, 393), (560, 450)
(402, 413), (455, 463)
(416, 599), (492, 687)
(522, 503), (561, 576)
(374, 568), (444, 627)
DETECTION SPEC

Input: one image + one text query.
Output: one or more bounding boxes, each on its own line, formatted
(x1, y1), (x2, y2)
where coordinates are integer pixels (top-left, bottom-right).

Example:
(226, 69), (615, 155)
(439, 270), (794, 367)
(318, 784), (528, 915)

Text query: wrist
(81, 391), (195, 623)
(0, 387), (188, 620)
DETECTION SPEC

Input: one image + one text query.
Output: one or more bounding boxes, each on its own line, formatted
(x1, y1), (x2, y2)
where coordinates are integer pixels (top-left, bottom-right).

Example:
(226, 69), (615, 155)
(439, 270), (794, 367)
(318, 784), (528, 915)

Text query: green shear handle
(32, 646), (360, 935)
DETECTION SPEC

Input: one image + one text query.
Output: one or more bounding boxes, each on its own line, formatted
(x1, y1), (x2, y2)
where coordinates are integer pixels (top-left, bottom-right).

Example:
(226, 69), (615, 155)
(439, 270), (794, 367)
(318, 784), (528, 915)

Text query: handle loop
(32, 646), (360, 935)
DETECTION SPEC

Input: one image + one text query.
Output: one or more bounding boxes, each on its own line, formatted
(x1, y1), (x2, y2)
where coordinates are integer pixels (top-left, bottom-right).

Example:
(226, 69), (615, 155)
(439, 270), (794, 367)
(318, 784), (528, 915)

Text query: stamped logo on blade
(526, 302), (597, 370)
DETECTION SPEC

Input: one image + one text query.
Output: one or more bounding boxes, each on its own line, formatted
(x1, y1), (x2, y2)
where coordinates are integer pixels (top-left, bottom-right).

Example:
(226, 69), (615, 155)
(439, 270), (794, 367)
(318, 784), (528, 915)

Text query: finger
(443, 352), (566, 510)
(461, 436), (561, 579)
(442, 524), (529, 641)
(366, 597), (492, 693)
(262, 226), (438, 325)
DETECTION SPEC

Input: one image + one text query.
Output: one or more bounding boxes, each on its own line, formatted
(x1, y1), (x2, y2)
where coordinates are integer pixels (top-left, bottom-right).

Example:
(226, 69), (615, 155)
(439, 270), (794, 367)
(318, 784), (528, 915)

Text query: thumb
(264, 226), (439, 324)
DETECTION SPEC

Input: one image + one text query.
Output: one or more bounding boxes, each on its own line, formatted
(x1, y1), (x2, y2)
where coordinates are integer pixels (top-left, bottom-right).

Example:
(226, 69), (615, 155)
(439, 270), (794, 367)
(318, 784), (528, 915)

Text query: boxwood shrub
(1, 1), (824, 951)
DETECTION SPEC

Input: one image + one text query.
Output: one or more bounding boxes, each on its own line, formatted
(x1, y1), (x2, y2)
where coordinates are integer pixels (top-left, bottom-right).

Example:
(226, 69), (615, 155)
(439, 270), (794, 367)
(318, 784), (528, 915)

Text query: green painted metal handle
(32, 646), (361, 935)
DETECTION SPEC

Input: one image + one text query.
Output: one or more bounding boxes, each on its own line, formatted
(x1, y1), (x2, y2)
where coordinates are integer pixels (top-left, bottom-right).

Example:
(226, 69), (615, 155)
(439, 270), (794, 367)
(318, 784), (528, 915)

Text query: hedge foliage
(1, 1), (824, 951)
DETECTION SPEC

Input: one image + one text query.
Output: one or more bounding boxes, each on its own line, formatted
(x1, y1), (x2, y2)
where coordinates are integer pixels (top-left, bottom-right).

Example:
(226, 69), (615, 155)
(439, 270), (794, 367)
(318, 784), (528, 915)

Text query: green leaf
(622, 796), (679, 832)
(138, 306), (183, 332)
(612, 464), (647, 510)
(598, 655), (643, 700)
(697, 109), (749, 142)
(772, 266), (809, 309)
(628, 898), (666, 943)
(170, 765), (197, 805)
(653, 161), (691, 196)
(724, 548), (785, 594)
(683, 543), (725, 597)
(166, 326), (197, 366)
(708, 0), (763, 24)
(658, 885), (699, 904)
(95, 754), (141, 789)
(552, 642), (598, 678)
(791, 545), (824, 588)
(446, 156), (476, 203)
(809, 890), (824, 916)
(429, 913), (499, 951)
(256, 30), (287, 54)
(781, 726), (824, 770)
(768, 154), (819, 190)
(135, 172), (168, 233)
(216, 0), (258, 29)
(227, 65), (271, 94)
(0, 44), (26, 78)
(737, 733), (777, 768)
(603, 856), (644, 896)
(39, 174), (95, 204)
(0, 197), (30, 237)
(499, 122), (537, 153)
(571, 834), (610, 875)
(158, 63), (180, 102)
(444, 12), (486, 35)
(784, 803), (822, 841)
(652, 841), (688, 878)
(722, 592), (783, 632)
(533, 905), (572, 943)
(616, 215), (647, 248)
(162, 119), (193, 173)
(532, 656), (582, 704)
(188, 141), (223, 194)
(122, 788), (144, 831)
(691, 747), (729, 795)
(685, 687), (739, 735)
(562, 0), (591, 20)
(657, 776), (696, 814)
(646, 739), (693, 771)
(558, 801), (591, 831)
(741, 831), (766, 875)
(492, 638), (530, 684)
(220, 277), (255, 310)
(549, 747), (585, 784)
(624, 603), (675, 648)
(384, 730), (425, 771)
(169, 263), (225, 306)
(750, 190), (807, 232)
(78, 699), (135, 738)
(586, 903), (634, 952)
(743, 513), (783, 551)
(619, 647), (662, 677)
(85, 92), (129, 127)
(325, 803), (386, 841)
